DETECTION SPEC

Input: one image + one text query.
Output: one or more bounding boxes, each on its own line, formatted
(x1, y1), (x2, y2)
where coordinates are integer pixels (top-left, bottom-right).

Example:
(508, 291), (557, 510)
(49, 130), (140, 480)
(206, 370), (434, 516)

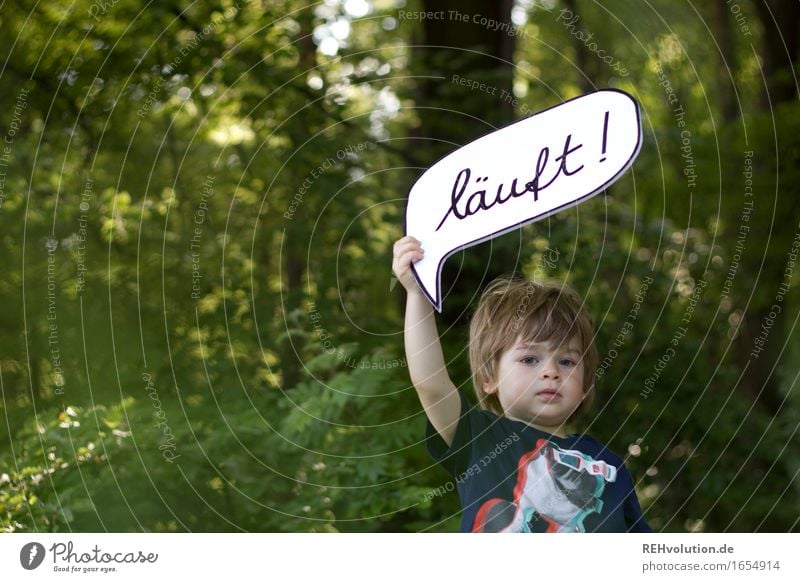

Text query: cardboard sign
(405, 89), (642, 311)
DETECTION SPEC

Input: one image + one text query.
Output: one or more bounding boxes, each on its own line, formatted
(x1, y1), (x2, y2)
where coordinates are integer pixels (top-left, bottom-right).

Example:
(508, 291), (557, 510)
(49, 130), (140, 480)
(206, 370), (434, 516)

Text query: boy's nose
(541, 359), (560, 379)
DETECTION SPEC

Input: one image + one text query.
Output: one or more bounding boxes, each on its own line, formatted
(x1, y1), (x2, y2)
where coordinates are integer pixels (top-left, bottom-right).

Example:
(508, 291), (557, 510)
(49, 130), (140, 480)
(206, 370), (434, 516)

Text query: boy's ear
(483, 381), (498, 396)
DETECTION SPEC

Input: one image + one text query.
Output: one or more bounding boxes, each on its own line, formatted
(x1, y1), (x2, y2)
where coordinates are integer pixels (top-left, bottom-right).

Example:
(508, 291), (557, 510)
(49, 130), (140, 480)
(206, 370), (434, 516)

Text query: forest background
(1, 0), (799, 532)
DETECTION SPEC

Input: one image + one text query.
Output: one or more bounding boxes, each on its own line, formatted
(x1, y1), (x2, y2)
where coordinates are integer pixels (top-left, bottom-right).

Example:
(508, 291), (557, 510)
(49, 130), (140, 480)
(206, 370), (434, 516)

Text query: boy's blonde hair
(468, 276), (598, 421)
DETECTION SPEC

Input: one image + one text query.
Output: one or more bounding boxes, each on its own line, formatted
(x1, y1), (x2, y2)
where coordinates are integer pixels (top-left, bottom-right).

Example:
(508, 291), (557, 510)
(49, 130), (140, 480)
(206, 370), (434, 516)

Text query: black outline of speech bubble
(405, 88), (643, 312)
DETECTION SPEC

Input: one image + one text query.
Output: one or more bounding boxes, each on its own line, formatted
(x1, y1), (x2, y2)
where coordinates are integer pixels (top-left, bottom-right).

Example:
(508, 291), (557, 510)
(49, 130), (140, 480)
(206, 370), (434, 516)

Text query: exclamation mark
(600, 111), (609, 162)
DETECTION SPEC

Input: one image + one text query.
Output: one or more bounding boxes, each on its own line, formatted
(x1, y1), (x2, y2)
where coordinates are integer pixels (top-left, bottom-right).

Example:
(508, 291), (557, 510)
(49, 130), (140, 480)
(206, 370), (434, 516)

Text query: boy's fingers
(393, 236), (419, 251)
(393, 250), (411, 268)
(393, 239), (423, 257)
(393, 249), (422, 270)
(393, 238), (410, 253)
(397, 247), (422, 261)
(403, 250), (424, 265)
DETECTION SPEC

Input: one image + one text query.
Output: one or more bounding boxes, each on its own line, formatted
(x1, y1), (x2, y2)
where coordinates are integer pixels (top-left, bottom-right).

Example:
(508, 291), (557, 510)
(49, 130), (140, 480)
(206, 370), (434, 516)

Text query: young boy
(392, 235), (651, 532)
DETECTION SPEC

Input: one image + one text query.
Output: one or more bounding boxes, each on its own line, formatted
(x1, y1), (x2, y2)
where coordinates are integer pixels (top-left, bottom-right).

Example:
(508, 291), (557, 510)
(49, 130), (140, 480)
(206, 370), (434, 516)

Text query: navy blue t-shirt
(425, 392), (651, 533)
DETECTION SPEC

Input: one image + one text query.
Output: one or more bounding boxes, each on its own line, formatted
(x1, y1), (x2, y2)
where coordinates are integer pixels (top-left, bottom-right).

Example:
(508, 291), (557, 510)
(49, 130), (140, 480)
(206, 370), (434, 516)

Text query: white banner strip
(2, 533), (798, 581)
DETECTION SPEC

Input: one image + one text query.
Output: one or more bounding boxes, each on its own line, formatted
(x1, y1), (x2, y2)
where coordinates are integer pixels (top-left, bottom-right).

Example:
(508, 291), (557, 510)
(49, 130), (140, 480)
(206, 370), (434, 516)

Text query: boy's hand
(392, 236), (425, 294)
(394, 236), (459, 447)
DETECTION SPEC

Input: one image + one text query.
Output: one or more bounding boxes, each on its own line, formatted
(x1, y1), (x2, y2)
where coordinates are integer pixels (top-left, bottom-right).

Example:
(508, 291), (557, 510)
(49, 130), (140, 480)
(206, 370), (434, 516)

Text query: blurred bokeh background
(1, 0), (798, 532)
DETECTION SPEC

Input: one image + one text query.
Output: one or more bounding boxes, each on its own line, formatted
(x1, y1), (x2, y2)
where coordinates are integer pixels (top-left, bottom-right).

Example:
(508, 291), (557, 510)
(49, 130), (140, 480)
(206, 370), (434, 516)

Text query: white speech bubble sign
(405, 89), (642, 311)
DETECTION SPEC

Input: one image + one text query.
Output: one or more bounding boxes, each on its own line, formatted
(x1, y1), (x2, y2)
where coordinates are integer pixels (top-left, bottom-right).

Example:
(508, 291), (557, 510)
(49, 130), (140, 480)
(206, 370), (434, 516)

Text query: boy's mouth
(535, 389), (561, 399)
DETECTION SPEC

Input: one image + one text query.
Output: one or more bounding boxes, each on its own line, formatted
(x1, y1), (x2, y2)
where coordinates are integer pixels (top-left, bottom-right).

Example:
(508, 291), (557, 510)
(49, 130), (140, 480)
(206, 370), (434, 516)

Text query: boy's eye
(519, 355), (578, 366)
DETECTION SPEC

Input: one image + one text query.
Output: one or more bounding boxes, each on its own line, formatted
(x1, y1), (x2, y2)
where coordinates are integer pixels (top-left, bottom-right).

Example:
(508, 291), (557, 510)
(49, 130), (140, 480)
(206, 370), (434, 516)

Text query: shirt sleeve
(424, 390), (475, 478)
(618, 464), (652, 532)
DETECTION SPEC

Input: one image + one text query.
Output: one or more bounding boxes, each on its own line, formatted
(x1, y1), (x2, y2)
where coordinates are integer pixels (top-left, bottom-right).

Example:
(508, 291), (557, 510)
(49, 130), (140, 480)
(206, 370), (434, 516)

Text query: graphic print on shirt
(473, 438), (618, 532)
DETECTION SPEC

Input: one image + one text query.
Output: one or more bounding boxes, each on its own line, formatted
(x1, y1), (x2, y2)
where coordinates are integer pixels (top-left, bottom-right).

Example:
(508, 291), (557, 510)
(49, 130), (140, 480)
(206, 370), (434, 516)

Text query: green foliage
(1, 0), (798, 533)
(1, 348), (438, 532)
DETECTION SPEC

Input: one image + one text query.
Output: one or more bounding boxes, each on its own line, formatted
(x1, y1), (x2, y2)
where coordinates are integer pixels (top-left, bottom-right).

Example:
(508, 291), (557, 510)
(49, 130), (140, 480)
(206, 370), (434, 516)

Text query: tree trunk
(753, 0), (799, 106)
(711, 0), (738, 123)
(735, 0), (799, 413)
(562, 0), (598, 93)
(407, 0), (518, 327)
(737, 0), (800, 518)
(278, 9), (318, 390)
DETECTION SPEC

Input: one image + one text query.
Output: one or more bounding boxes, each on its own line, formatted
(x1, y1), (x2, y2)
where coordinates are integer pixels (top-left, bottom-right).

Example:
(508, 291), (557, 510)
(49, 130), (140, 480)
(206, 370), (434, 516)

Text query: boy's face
(483, 335), (585, 436)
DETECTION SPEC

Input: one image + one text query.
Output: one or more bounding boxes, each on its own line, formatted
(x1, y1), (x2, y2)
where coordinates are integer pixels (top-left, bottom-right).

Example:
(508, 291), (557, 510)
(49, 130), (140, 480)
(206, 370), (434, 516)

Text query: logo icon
(20, 542), (46, 570)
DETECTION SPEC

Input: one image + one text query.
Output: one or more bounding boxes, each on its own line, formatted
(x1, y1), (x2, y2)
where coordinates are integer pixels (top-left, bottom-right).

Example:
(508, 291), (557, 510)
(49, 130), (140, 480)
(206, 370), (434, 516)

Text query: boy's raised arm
(393, 236), (461, 446)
